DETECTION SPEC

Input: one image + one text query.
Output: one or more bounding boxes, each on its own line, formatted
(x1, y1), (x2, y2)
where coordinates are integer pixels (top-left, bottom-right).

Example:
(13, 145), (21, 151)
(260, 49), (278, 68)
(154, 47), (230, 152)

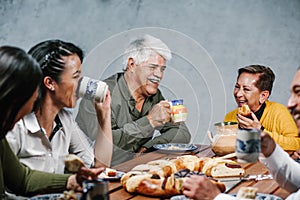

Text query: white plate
(98, 171), (125, 181)
(170, 195), (189, 200)
(153, 143), (197, 153)
(231, 193), (283, 200)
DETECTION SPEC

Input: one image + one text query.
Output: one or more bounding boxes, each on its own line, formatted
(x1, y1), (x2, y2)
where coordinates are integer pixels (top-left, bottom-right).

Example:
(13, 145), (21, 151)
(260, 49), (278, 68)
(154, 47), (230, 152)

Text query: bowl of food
(208, 122), (238, 156)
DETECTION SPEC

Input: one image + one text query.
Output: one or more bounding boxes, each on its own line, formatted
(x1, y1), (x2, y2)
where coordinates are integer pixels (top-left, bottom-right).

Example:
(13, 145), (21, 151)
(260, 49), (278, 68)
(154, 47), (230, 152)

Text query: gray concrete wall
(1, 0), (300, 144)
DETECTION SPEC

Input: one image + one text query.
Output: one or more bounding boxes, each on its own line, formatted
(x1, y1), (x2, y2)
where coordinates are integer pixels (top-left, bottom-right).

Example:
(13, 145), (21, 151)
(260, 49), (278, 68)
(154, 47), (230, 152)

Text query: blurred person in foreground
(287, 67), (300, 158)
(224, 65), (300, 150)
(76, 34), (191, 166)
(6, 40), (113, 173)
(183, 131), (300, 200)
(0, 46), (102, 198)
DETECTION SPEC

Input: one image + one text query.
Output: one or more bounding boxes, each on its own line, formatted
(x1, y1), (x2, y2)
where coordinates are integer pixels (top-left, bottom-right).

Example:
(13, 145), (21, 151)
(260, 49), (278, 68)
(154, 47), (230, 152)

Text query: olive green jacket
(76, 73), (191, 166)
(0, 138), (70, 198)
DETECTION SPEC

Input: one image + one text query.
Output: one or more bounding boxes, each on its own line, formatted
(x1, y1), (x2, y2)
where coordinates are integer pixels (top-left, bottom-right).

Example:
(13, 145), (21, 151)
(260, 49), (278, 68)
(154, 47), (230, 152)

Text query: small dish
(153, 143), (197, 153)
(98, 170), (125, 181)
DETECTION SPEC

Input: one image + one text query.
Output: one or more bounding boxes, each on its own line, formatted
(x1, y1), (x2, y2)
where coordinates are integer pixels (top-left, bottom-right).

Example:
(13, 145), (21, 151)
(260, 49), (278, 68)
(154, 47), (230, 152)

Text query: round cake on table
(121, 155), (245, 197)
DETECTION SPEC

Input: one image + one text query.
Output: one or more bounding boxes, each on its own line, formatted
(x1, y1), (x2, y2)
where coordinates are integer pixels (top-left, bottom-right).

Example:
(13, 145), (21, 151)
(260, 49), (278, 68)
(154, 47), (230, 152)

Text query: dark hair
(0, 46), (42, 138)
(237, 65), (275, 95)
(28, 39), (84, 109)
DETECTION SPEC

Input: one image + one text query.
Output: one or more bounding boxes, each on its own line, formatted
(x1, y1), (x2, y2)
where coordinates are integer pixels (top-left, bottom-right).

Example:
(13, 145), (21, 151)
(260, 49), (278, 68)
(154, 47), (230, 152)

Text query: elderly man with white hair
(76, 34), (191, 166)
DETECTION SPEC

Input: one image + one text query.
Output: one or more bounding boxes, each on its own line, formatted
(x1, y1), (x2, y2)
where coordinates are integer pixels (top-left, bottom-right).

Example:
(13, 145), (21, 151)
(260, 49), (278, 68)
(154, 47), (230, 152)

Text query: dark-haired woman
(6, 40), (113, 174)
(225, 65), (300, 150)
(0, 46), (102, 198)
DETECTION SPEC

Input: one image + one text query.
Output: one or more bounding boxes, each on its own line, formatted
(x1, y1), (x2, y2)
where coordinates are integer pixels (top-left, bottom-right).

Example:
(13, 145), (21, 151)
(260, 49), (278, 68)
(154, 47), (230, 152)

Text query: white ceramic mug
(235, 128), (261, 163)
(168, 99), (188, 123)
(77, 76), (108, 103)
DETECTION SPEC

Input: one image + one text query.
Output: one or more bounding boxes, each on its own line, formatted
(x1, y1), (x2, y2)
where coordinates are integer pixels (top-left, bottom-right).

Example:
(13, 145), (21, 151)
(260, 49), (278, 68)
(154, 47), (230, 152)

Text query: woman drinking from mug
(6, 39), (113, 174)
(0, 46), (103, 198)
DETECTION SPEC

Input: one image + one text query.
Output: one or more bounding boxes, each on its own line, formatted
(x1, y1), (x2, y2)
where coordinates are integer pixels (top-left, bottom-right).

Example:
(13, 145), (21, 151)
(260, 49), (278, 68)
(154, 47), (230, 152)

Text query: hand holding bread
(238, 104), (252, 117)
(64, 154), (105, 190)
(237, 104), (263, 130)
(65, 154), (86, 173)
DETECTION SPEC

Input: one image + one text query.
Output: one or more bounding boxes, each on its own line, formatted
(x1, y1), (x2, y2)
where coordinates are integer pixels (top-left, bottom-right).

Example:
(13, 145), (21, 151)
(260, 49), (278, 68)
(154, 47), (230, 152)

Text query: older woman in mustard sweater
(225, 65), (300, 151)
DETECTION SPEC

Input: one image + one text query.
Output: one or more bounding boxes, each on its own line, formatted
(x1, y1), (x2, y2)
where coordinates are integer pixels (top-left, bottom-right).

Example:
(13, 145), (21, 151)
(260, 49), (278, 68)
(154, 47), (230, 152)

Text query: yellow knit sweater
(224, 100), (300, 151)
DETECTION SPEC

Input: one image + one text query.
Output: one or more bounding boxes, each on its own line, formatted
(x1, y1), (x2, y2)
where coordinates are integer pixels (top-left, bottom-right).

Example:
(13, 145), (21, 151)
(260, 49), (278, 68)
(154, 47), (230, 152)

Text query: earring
(50, 87), (54, 91)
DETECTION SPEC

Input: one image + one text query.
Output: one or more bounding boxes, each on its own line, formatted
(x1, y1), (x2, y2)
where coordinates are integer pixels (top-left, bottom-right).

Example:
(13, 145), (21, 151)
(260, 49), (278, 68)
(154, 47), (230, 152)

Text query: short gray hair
(122, 34), (172, 70)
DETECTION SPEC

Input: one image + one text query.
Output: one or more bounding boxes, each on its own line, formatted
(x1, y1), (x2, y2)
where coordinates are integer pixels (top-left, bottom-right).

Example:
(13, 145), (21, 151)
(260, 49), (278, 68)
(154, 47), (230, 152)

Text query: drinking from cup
(77, 76), (108, 103)
(236, 128), (261, 163)
(169, 99), (188, 123)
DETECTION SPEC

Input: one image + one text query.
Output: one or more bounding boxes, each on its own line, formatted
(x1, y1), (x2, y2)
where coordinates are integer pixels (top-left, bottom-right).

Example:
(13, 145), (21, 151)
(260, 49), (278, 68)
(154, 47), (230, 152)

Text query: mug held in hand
(77, 76), (108, 103)
(169, 99), (188, 123)
(235, 128), (261, 163)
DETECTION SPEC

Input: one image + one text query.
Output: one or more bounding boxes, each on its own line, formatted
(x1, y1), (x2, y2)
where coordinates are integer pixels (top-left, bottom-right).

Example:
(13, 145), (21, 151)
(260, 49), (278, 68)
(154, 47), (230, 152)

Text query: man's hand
(134, 147), (148, 158)
(147, 100), (171, 128)
(261, 131), (276, 157)
(183, 175), (221, 200)
(294, 149), (300, 159)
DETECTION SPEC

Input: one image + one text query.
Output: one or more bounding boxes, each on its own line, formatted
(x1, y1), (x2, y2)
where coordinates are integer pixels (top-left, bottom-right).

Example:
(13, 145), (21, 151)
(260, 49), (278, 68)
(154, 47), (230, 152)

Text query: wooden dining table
(108, 144), (292, 200)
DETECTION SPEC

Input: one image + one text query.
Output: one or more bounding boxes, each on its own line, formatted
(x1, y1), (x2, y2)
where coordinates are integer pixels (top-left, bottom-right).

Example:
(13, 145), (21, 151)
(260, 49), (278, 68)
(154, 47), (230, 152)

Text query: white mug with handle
(77, 76), (108, 103)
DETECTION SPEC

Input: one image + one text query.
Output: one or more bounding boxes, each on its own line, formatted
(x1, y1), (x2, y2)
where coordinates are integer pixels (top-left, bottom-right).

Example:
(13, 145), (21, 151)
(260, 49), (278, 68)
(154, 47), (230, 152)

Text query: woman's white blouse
(6, 109), (94, 174)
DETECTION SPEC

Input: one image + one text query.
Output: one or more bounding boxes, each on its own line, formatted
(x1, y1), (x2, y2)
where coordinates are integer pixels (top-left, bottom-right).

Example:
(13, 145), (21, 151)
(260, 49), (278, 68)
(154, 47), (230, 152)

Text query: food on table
(166, 145), (183, 150)
(201, 158), (245, 178)
(238, 104), (252, 117)
(58, 190), (77, 200)
(106, 168), (117, 176)
(121, 155), (245, 197)
(64, 154), (85, 173)
(98, 167), (118, 178)
(236, 186), (258, 199)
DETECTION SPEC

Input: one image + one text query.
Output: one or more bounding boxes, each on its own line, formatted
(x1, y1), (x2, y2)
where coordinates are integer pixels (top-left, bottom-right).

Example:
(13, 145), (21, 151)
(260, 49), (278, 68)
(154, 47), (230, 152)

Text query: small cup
(169, 99), (188, 123)
(77, 76), (108, 103)
(81, 179), (109, 200)
(235, 128), (261, 163)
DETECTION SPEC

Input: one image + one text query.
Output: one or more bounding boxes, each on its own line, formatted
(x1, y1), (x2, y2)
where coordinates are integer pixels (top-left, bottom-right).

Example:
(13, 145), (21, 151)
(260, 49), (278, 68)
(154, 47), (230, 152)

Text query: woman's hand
(94, 90), (111, 125)
(237, 112), (262, 130)
(93, 89), (113, 167)
(66, 167), (105, 192)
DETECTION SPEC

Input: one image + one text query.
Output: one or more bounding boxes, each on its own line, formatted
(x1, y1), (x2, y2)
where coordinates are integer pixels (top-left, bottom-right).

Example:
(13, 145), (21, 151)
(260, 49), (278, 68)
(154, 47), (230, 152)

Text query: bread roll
(238, 104), (251, 117)
(202, 158), (245, 178)
(64, 154), (85, 173)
